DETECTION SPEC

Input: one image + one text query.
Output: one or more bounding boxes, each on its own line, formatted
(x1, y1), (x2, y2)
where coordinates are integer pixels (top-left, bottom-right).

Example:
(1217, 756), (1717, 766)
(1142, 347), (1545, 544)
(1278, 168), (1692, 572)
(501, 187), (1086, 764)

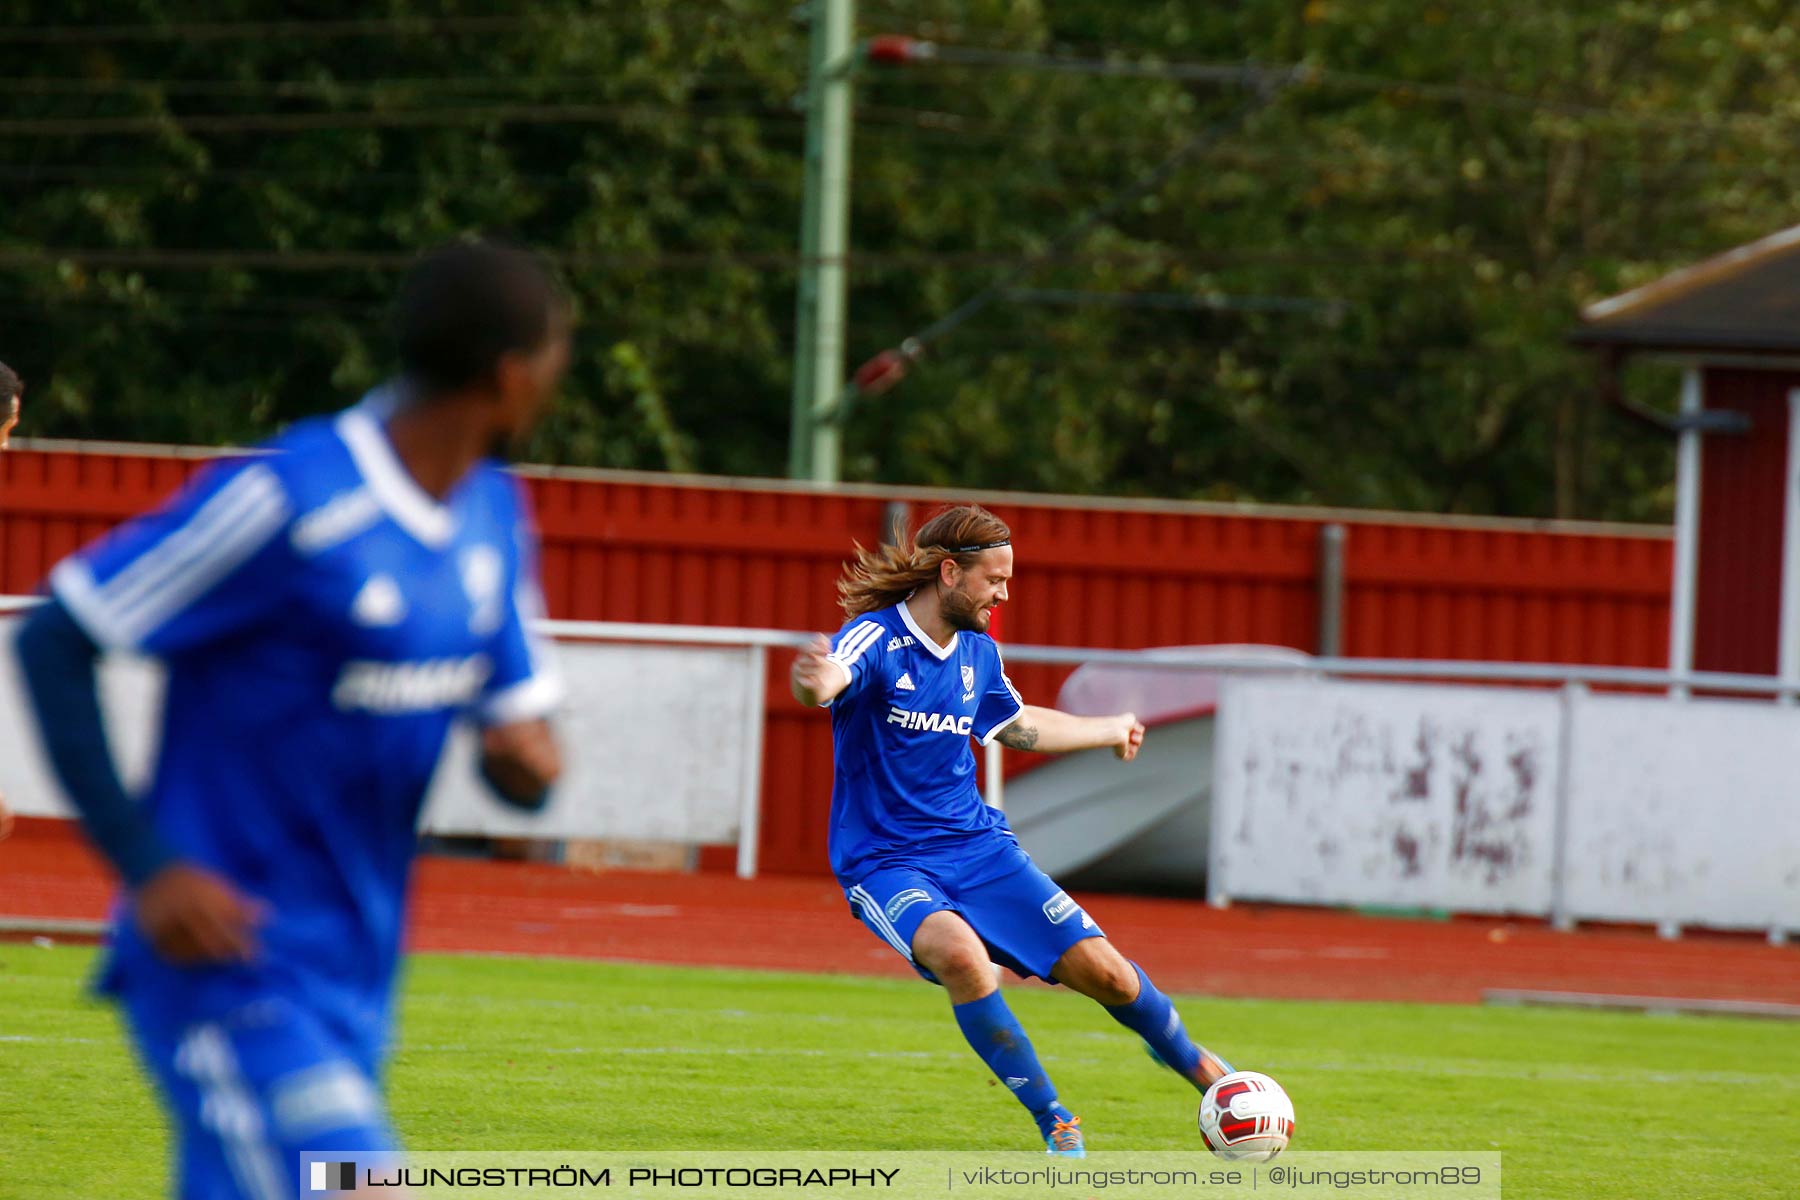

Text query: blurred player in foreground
(791, 505), (1235, 1158)
(15, 241), (569, 1198)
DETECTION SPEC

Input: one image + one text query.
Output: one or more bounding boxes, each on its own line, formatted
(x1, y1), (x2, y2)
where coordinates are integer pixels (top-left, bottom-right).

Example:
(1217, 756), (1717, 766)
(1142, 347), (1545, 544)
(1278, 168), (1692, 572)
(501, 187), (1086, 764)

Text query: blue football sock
(1105, 962), (1231, 1088)
(952, 991), (1072, 1138)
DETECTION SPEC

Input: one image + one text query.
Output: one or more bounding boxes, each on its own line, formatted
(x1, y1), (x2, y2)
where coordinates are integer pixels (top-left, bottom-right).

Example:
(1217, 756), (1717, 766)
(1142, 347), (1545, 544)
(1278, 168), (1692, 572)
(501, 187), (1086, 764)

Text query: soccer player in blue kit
(791, 505), (1235, 1158)
(15, 241), (569, 1198)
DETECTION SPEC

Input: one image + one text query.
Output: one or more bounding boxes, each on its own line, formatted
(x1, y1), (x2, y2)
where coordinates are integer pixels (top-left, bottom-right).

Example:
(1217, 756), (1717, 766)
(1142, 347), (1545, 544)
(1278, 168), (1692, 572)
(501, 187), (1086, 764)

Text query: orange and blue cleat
(1044, 1115), (1086, 1158)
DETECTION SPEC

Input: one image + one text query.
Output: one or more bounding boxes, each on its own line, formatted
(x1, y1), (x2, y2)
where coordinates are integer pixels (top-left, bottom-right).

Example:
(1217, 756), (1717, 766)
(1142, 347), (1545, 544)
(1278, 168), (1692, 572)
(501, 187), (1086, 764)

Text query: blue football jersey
(822, 602), (1025, 880)
(48, 389), (561, 1053)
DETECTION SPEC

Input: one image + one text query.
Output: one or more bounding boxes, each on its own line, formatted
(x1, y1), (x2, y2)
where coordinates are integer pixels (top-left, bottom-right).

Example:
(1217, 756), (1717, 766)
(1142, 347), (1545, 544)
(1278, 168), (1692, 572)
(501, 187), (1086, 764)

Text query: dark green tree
(6, 1), (1796, 520)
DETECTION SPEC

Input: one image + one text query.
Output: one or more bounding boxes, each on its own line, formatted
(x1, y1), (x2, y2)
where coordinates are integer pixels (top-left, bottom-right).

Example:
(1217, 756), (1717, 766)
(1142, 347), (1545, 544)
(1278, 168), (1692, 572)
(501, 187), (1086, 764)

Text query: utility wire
(0, 102), (809, 137)
(0, 242), (1527, 276)
(5, 73), (786, 97)
(0, 12), (788, 44)
(1, 138), (1787, 194)
(818, 77), (1297, 419)
(870, 42), (1800, 134)
(0, 163), (802, 193)
(7, 37), (1791, 133)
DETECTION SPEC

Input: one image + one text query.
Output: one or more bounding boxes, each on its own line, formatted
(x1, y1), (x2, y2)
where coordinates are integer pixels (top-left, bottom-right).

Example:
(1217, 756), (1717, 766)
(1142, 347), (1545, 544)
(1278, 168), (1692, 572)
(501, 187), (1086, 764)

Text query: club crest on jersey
(459, 544), (505, 636)
(887, 706), (974, 736)
(961, 665), (975, 692)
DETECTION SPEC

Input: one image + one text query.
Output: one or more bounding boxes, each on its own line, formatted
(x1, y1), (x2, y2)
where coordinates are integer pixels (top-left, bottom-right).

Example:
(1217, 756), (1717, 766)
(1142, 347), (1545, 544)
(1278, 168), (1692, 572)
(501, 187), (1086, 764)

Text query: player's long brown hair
(838, 504), (1011, 619)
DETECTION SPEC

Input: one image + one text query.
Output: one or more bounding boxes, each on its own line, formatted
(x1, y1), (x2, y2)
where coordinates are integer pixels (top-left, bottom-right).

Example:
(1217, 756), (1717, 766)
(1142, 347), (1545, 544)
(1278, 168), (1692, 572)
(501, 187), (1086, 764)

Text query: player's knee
(1090, 959), (1139, 1006)
(1059, 945), (1137, 1005)
(921, 941), (990, 987)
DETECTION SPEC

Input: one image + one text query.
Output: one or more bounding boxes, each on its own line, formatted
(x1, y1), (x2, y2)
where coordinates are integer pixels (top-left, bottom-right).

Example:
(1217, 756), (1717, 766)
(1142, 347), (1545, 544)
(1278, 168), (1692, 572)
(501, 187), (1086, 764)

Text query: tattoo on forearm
(997, 720), (1039, 751)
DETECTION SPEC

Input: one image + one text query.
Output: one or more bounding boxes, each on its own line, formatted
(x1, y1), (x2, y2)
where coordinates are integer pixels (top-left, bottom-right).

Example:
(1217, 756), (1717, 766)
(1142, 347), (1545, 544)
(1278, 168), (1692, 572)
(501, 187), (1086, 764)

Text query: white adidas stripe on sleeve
(51, 463), (290, 651)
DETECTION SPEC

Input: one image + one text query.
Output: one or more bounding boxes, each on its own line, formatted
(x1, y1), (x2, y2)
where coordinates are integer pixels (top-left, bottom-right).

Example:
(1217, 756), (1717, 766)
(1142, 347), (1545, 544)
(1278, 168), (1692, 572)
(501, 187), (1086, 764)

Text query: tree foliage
(6, 1), (1797, 519)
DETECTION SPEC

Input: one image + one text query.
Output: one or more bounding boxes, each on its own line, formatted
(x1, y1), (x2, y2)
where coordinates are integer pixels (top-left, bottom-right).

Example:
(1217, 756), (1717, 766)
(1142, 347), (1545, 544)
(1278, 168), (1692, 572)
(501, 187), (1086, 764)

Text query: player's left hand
(134, 863), (268, 964)
(480, 718), (561, 809)
(1113, 713), (1146, 762)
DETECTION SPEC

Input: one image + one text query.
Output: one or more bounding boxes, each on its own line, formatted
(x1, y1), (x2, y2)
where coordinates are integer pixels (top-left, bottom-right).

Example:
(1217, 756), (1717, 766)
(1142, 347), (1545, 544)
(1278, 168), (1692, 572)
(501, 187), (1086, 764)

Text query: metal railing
(7, 595), (1800, 920)
(10, 594), (1799, 696)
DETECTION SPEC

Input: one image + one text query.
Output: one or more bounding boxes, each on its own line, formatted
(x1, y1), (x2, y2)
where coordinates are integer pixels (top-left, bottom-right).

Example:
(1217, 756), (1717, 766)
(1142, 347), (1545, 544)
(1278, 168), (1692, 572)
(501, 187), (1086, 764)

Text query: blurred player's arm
(14, 599), (174, 883)
(13, 599), (265, 961)
(790, 633), (850, 707)
(478, 719), (560, 810)
(994, 705), (1145, 762)
(474, 494), (563, 811)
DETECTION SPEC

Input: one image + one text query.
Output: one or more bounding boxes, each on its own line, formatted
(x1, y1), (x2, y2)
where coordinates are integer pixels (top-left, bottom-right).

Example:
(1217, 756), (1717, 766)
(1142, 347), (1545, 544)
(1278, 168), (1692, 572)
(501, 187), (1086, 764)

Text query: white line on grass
(389, 1042), (1798, 1088)
(11, 1028), (1782, 1092)
(8, 1030), (1781, 1092)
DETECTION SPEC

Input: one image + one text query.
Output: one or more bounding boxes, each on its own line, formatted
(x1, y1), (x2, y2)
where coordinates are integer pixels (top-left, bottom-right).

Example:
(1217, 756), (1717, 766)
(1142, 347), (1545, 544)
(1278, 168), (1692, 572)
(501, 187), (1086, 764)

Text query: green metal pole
(787, 0), (855, 482)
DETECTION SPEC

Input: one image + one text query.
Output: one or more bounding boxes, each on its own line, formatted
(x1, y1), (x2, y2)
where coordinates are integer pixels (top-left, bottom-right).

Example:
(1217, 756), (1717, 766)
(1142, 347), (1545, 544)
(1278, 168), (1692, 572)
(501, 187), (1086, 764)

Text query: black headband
(949, 538), (1011, 554)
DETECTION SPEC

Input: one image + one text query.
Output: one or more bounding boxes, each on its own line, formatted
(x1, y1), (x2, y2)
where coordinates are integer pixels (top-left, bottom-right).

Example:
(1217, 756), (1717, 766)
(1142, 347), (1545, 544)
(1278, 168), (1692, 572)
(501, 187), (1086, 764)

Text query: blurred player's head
(395, 240), (570, 453)
(838, 504), (1012, 630)
(0, 361), (21, 450)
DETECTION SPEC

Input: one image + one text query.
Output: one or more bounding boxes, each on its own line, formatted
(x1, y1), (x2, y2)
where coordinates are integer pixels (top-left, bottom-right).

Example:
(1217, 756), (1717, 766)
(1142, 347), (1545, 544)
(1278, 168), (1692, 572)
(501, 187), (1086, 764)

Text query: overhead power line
(0, 243), (1527, 276)
(0, 11), (784, 44)
(6, 73), (787, 98)
(1004, 289), (1346, 319)
(0, 101), (806, 138)
(0, 162), (803, 198)
(861, 37), (1800, 134)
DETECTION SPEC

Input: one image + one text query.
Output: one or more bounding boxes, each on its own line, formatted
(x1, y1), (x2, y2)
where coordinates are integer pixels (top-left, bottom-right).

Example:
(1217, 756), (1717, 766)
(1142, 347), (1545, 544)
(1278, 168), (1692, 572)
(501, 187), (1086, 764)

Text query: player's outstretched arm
(479, 719), (561, 810)
(790, 634), (850, 707)
(995, 705), (1145, 761)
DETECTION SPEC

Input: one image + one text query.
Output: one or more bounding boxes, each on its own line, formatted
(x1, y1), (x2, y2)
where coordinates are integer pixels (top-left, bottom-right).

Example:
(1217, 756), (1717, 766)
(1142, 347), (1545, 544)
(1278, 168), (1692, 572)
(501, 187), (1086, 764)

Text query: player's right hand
(133, 863), (268, 965)
(790, 633), (840, 705)
(1113, 712), (1146, 762)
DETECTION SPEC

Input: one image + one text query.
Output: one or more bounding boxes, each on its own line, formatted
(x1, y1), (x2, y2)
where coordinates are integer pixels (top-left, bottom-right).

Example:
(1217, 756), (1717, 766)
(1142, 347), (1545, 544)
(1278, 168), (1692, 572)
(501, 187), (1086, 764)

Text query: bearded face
(938, 545), (1011, 633)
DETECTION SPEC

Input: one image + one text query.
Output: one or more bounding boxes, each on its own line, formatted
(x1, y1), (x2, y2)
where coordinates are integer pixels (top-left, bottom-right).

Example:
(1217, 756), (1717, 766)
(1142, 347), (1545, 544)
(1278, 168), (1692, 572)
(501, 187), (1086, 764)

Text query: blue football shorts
(122, 991), (397, 1199)
(842, 835), (1104, 985)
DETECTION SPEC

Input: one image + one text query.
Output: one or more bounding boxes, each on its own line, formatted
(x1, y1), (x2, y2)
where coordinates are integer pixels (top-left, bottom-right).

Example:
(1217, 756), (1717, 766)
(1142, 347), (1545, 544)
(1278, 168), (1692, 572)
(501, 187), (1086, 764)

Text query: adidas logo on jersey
(886, 707), (974, 736)
(351, 574), (407, 627)
(886, 635), (915, 651)
(895, 673), (915, 691)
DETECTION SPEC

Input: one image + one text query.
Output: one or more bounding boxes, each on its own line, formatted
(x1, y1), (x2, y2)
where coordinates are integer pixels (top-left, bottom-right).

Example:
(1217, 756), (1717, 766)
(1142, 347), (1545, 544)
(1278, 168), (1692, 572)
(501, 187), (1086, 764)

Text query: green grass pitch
(3, 945), (1796, 1197)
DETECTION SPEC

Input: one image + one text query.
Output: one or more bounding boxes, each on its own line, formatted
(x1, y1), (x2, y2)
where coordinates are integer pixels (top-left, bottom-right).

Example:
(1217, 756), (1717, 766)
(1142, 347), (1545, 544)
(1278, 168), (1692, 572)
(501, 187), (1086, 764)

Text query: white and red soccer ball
(1198, 1071), (1295, 1162)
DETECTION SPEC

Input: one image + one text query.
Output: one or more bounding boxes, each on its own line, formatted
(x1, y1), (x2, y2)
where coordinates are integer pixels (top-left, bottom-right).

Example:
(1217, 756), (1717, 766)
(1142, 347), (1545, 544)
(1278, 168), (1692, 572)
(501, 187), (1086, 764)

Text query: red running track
(4, 820), (1796, 1005)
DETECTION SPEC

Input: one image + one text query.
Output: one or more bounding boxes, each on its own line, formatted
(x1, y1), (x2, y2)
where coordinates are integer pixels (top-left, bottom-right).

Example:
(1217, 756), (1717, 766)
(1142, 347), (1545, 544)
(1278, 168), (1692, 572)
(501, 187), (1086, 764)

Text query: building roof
(1574, 224), (1800, 356)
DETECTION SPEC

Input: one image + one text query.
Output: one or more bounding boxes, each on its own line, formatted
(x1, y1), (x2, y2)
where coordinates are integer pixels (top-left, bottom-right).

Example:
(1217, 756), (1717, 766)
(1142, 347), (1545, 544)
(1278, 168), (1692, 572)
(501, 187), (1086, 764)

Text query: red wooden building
(1577, 223), (1800, 682)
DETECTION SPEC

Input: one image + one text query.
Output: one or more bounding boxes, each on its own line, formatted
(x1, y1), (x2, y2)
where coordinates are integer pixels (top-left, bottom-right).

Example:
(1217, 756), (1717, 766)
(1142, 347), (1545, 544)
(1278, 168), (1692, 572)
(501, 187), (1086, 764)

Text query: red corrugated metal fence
(1, 445), (1673, 875)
